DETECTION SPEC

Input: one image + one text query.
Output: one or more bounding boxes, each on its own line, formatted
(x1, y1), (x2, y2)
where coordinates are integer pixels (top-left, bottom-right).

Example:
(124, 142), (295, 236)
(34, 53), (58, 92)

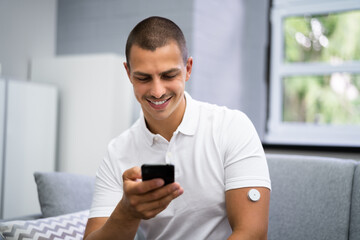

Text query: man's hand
(84, 166), (183, 240)
(118, 166), (184, 220)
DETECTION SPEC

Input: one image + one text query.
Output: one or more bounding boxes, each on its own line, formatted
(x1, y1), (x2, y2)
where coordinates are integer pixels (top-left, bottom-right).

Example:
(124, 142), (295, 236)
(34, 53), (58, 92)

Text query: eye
(135, 76), (150, 82)
(162, 74), (177, 80)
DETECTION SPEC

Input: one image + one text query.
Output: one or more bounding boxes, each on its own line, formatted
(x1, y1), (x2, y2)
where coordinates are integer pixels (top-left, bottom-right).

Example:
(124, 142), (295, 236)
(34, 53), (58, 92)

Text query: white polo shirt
(89, 92), (271, 240)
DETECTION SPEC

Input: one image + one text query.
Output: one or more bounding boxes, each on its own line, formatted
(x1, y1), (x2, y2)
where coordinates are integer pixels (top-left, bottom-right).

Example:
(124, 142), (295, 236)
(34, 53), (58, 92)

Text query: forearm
(84, 203), (141, 240)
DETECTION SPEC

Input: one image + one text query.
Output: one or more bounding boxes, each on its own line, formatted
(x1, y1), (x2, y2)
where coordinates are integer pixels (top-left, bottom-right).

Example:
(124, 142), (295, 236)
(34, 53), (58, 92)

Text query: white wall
(0, 1), (57, 218)
(191, 0), (243, 109)
(1, 80), (57, 219)
(0, 0), (57, 80)
(0, 80), (5, 215)
(190, 0), (269, 139)
(56, 0), (194, 56)
(31, 54), (134, 175)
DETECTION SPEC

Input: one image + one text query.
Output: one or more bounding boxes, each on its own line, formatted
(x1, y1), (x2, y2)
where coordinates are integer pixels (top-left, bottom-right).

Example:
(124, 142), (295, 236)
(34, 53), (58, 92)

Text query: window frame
(265, 0), (360, 147)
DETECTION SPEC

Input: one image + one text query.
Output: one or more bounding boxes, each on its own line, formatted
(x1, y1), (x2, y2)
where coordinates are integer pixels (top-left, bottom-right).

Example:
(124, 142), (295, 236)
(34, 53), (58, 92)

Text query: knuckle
(167, 184), (178, 194)
(172, 189), (179, 198)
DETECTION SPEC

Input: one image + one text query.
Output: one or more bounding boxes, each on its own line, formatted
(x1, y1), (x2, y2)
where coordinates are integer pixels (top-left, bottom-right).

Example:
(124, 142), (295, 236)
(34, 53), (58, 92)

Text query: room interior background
(0, 0), (359, 219)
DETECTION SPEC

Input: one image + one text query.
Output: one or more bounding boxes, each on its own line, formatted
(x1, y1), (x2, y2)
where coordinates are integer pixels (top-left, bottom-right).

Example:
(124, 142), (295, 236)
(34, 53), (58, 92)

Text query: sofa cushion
(267, 154), (357, 240)
(0, 210), (88, 240)
(34, 172), (95, 218)
(350, 163), (360, 240)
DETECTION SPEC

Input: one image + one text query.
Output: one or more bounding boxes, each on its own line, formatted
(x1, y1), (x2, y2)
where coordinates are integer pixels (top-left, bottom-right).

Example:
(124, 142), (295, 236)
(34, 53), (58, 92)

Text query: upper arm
(225, 187), (270, 239)
(84, 217), (108, 239)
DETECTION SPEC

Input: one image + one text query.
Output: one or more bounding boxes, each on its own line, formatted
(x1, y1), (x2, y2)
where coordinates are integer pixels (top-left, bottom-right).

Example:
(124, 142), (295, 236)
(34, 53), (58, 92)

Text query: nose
(150, 78), (166, 99)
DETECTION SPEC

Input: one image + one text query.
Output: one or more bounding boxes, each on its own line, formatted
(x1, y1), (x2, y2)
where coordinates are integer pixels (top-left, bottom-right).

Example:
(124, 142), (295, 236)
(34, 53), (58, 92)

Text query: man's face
(124, 41), (192, 124)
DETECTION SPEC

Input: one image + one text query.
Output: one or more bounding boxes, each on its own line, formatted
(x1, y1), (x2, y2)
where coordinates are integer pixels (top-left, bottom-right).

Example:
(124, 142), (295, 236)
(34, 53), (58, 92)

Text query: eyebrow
(133, 71), (150, 77)
(161, 68), (181, 75)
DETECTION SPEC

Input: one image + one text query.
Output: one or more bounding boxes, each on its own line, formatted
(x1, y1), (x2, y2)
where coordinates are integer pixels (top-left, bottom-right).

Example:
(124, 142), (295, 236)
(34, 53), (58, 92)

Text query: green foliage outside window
(284, 10), (360, 63)
(283, 74), (360, 124)
(282, 10), (360, 124)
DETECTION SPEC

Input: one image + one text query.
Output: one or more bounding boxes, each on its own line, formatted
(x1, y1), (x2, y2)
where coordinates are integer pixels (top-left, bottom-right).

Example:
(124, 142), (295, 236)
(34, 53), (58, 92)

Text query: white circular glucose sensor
(248, 189), (261, 202)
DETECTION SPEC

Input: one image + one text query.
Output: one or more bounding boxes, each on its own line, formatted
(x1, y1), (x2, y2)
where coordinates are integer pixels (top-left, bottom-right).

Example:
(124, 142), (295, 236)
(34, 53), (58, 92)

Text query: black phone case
(141, 164), (174, 185)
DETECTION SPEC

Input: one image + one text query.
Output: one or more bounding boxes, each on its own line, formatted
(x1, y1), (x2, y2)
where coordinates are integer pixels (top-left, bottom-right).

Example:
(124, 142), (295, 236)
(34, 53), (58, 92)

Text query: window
(265, 0), (360, 147)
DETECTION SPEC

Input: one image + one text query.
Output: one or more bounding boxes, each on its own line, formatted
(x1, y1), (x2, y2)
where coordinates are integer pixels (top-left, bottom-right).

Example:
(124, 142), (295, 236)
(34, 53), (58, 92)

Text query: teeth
(151, 99), (167, 105)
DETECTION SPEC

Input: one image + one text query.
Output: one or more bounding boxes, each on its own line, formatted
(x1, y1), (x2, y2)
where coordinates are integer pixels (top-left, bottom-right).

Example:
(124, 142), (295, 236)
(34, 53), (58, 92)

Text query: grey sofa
(1, 154), (359, 240)
(0, 172), (96, 240)
(268, 154), (360, 240)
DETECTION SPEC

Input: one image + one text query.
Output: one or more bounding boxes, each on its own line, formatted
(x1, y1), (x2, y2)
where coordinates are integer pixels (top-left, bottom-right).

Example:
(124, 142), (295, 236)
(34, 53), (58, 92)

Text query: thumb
(123, 166), (142, 182)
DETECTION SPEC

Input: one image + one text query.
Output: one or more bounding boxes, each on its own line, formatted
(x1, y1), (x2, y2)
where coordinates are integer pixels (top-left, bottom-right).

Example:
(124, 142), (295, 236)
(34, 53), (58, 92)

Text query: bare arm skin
(226, 187), (270, 240)
(83, 167), (184, 240)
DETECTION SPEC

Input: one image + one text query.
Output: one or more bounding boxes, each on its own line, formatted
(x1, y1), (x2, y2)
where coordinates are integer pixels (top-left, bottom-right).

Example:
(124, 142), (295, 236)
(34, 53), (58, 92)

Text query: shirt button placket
(166, 133), (177, 164)
(166, 151), (172, 164)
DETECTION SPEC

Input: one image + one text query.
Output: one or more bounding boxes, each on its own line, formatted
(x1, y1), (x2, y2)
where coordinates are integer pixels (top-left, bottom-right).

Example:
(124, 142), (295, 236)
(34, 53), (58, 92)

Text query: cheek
(132, 83), (147, 96)
(172, 79), (186, 92)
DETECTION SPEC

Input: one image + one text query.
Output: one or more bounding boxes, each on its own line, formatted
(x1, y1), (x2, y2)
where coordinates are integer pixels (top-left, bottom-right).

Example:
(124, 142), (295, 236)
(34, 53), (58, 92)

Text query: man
(84, 16), (271, 240)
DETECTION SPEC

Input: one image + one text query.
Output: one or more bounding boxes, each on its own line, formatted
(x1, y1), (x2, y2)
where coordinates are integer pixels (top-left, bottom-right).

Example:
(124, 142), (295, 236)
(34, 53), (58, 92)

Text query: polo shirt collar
(139, 91), (199, 146)
(177, 91), (198, 136)
(139, 112), (156, 146)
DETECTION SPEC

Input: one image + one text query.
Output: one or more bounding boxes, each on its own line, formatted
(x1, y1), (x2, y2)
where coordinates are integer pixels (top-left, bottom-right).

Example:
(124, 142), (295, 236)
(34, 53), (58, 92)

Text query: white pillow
(0, 210), (89, 240)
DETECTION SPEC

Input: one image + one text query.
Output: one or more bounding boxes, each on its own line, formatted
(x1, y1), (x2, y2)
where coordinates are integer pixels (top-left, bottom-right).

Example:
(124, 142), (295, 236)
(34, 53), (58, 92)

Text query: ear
(123, 62), (132, 82)
(185, 57), (193, 82)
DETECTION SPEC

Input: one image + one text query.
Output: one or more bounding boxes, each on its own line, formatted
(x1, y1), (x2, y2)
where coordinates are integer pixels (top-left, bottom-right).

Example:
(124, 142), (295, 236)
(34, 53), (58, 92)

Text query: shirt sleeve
(88, 147), (123, 218)
(221, 111), (271, 191)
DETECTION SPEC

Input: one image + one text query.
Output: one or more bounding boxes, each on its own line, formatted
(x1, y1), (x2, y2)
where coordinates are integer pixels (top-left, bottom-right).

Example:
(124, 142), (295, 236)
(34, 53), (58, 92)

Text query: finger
(141, 207), (167, 220)
(127, 182), (183, 210)
(136, 186), (184, 218)
(140, 178), (166, 193)
(123, 166), (142, 181)
(125, 178), (165, 196)
(141, 182), (182, 202)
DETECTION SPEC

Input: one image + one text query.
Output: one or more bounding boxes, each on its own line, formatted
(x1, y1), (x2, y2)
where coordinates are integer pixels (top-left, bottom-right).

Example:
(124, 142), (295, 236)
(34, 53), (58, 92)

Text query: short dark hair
(125, 16), (188, 68)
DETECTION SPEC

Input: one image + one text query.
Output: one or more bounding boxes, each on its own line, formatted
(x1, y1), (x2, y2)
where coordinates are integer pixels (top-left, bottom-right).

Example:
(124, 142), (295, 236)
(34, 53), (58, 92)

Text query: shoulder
(196, 100), (251, 128)
(186, 93), (250, 127)
(194, 100), (258, 150)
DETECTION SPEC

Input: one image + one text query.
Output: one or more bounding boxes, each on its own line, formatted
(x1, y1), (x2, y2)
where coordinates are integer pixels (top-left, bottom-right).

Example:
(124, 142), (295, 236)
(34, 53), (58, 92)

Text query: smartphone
(141, 164), (174, 186)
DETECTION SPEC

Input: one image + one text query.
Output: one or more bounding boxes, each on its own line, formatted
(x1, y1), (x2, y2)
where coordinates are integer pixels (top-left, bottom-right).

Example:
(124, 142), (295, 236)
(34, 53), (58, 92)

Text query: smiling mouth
(147, 96), (172, 109)
(150, 99), (168, 105)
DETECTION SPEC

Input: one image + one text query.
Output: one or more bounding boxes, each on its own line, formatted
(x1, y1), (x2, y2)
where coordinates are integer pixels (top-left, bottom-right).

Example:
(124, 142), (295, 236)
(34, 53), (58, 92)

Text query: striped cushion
(0, 210), (88, 240)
